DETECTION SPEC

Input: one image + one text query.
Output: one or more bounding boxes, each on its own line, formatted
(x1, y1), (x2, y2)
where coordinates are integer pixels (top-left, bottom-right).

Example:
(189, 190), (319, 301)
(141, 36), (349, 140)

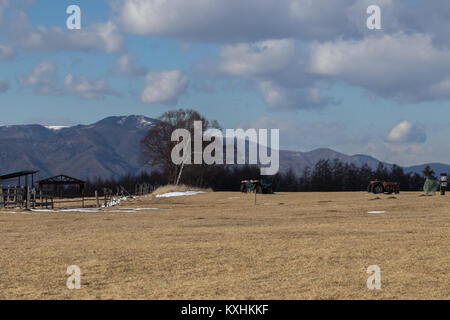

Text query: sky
(1, 0), (450, 166)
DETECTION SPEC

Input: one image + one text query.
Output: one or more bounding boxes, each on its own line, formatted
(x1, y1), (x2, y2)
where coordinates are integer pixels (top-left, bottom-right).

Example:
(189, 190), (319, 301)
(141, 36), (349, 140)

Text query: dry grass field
(0, 191), (448, 300)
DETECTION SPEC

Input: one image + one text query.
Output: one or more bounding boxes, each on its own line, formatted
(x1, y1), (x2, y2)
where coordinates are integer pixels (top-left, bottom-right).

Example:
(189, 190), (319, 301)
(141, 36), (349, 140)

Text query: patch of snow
(102, 196), (128, 207)
(3, 211), (39, 215)
(368, 211), (386, 214)
(45, 126), (68, 131)
(138, 117), (153, 127)
(156, 191), (205, 198)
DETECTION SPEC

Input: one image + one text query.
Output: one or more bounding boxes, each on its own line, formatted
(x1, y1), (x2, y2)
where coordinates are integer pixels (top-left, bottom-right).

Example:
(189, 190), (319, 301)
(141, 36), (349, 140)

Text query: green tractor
(240, 180), (274, 194)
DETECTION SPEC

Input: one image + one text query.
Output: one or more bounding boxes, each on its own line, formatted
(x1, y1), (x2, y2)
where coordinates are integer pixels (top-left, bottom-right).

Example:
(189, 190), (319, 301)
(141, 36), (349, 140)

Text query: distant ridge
(279, 148), (389, 176)
(403, 163), (450, 176)
(1, 115), (449, 180)
(0, 115), (157, 180)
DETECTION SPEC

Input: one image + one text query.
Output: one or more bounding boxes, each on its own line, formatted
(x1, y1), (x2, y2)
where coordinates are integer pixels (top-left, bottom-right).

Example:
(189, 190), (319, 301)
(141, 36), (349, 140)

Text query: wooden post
(104, 188), (107, 207)
(40, 190), (43, 208)
(32, 191), (36, 209)
(26, 187), (31, 210)
(0, 178), (3, 209)
(7, 187), (11, 208)
(95, 190), (100, 208)
(254, 189), (257, 205)
(13, 187), (17, 208)
(81, 187), (85, 208)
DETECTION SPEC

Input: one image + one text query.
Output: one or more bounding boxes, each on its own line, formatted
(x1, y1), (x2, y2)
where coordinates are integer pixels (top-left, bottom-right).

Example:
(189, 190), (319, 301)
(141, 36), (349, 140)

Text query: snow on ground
(155, 191), (205, 198)
(102, 196), (128, 207)
(30, 208), (163, 213)
(0, 211), (40, 215)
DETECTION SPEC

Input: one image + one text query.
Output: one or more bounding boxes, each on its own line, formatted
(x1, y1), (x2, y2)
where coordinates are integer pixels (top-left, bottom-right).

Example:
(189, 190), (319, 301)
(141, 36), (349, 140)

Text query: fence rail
(0, 187), (54, 209)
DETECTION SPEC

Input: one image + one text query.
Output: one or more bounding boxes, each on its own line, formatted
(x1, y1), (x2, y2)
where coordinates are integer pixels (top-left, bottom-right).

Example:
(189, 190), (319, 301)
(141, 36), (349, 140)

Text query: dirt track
(0, 191), (448, 299)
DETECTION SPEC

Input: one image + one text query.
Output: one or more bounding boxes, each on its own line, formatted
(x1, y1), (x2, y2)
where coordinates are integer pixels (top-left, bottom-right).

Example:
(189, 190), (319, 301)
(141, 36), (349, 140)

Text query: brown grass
(0, 191), (448, 300)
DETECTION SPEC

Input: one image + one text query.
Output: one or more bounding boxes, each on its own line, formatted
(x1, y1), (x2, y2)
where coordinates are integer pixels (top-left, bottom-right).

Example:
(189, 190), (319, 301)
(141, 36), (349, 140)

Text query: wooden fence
(1, 182), (155, 210)
(0, 187), (54, 209)
(134, 183), (153, 196)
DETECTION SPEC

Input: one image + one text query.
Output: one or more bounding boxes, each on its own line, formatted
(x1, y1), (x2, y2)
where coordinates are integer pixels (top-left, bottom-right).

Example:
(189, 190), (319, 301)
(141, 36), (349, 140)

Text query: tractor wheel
(373, 184), (384, 194)
(255, 185), (262, 194)
(385, 186), (393, 194)
(367, 184), (373, 193)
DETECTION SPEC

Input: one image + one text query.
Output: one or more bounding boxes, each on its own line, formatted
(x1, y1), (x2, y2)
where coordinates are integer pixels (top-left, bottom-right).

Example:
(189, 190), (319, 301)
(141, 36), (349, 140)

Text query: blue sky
(1, 0), (450, 166)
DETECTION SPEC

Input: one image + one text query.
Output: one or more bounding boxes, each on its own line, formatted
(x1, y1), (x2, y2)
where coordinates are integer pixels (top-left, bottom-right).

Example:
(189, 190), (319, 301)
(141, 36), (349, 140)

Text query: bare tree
(140, 109), (220, 185)
(422, 165), (435, 179)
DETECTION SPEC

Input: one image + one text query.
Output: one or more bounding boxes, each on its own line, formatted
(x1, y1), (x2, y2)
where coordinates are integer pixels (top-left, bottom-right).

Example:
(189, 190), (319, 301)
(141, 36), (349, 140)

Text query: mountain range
(0, 115), (156, 180)
(1, 115), (449, 181)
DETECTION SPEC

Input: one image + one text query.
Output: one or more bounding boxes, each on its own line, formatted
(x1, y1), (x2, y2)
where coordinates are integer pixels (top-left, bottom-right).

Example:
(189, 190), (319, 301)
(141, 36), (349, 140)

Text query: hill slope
(0, 115), (156, 180)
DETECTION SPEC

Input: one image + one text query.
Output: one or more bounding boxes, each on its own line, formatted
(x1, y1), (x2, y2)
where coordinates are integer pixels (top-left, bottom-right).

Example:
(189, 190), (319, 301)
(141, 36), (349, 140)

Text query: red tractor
(367, 181), (400, 194)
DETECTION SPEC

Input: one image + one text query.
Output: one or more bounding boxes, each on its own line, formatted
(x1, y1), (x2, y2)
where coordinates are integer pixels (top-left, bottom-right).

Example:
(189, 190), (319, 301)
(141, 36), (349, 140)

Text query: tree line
(83, 108), (431, 194)
(83, 160), (428, 194)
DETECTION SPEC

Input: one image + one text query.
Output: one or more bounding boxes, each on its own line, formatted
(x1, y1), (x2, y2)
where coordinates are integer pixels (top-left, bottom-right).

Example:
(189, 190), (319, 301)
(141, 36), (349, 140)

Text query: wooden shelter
(1, 170), (40, 209)
(38, 174), (86, 207)
(0, 170), (39, 187)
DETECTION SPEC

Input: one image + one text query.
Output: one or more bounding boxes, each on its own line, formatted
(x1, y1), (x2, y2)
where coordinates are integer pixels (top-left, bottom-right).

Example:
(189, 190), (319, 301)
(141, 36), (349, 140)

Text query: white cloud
(63, 74), (118, 99)
(386, 121), (426, 143)
(309, 33), (450, 103)
(116, 0), (366, 42)
(217, 39), (334, 110)
(219, 39), (297, 76)
(237, 116), (435, 166)
(258, 81), (332, 110)
(19, 61), (117, 99)
(0, 44), (14, 60)
(114, 0), (450, 46)
(113, 1), (450, 108)
(141, 70), (188, 104)
(10, 10), (123, 53)
(115, 54), (147, 76)
(18, 61), (57, 94)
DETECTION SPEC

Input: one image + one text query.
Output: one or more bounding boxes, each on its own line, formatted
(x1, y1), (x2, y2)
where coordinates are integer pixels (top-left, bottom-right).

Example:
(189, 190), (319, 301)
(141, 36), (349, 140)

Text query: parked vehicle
(367, 181), (400, 194)
(240, 180), (274, 194)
